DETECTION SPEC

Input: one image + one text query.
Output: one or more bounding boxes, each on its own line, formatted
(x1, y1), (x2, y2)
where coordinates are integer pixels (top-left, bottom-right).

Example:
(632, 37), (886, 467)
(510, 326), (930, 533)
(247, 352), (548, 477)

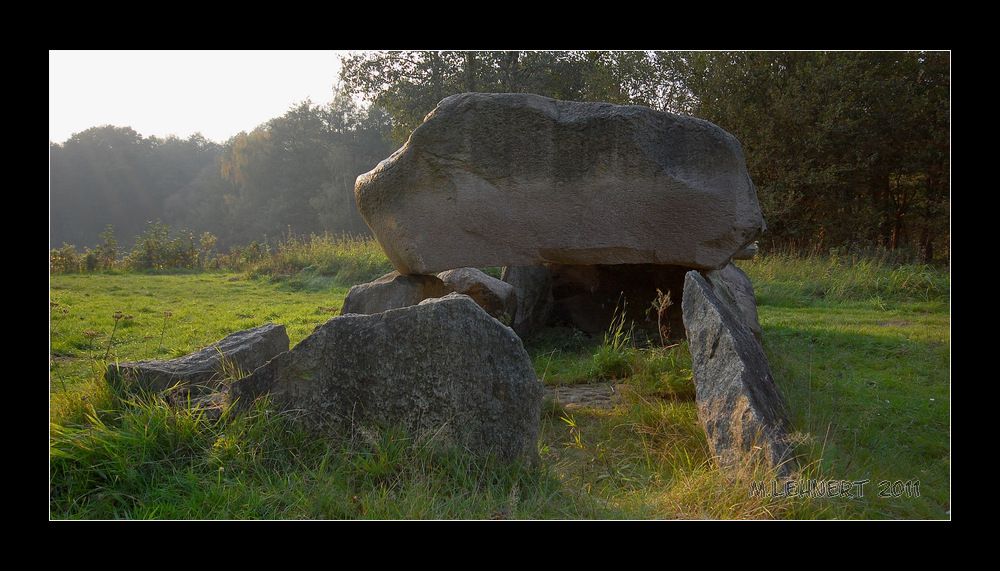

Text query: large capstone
(229, 293), (542, 464)
(355, 92), (765, 275)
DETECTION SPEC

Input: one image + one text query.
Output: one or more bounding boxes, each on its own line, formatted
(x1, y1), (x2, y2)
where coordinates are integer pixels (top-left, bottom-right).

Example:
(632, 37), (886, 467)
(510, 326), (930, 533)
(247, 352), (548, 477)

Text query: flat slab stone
(355, 92), (765, 274)
(105, 323), (289, 396)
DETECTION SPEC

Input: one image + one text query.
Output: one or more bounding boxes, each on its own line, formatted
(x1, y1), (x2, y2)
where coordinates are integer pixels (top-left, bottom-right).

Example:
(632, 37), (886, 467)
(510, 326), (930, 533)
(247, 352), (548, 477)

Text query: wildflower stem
(158, 311), (173, 356)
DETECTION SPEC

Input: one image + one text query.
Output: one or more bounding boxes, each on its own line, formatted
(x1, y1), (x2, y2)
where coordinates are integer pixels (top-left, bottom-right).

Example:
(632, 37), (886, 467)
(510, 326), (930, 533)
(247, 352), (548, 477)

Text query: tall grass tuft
(589, 297), (638, 381)
(244, 232), (393, 288)
(738, 248), (949, 306)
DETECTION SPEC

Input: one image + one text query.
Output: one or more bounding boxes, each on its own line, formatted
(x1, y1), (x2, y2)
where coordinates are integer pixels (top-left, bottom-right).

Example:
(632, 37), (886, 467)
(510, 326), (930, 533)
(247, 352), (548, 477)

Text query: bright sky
(49, 50), (350, 145)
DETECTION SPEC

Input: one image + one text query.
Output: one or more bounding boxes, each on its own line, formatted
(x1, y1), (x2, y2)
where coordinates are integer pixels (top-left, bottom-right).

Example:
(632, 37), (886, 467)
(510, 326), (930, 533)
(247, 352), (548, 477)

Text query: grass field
(48, 251), (950, 519)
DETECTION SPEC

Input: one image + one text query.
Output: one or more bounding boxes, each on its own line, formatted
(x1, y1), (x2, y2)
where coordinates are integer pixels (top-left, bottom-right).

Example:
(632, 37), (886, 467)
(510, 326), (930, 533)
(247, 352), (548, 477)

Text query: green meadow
(49, 241), (950, 519)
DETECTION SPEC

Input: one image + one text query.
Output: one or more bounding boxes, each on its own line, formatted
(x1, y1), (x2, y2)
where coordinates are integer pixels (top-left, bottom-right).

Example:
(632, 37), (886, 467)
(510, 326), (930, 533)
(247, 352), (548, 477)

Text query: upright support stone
(705, 262), (763, 342)
(340, 271), (450, 315)
(437, 267), (517, 323)
(501, 265), (554, 339)
(682, 271), (795, 478)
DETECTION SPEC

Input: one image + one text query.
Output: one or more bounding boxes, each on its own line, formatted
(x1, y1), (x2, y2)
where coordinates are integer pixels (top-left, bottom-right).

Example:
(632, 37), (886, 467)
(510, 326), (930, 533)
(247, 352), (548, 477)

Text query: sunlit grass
(737, 253), (950, 519)
(49, 248), (950, 519)
(243, 232), (394, 287)
(49, 271), (348, 424)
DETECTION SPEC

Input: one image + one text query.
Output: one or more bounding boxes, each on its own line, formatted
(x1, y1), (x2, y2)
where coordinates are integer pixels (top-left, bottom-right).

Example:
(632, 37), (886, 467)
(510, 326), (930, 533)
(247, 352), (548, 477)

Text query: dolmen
(350, 92), (794, 477)
(113, 93), (795, 475)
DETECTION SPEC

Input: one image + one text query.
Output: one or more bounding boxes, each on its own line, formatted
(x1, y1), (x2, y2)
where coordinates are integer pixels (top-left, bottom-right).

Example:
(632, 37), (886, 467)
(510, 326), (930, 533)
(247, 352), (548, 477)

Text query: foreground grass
(49, 271), (346, 419)
(49, 253), (950, 519)
(740, 252), (951, 518)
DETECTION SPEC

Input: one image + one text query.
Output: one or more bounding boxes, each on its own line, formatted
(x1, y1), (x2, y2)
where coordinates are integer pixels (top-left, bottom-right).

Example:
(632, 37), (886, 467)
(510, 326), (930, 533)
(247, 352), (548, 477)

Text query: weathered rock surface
(706, 262), (763, 342)
(341, 268), (517, 324)
(437, 267), (517, 322)
(355, 92), (765, 275)
(105, 323), (289, 396)
(501, 265), (554, 339)
(340, 271), (450, 315)
(229, 293), (542, 463)
(732, 242), (758, 260)
(681, 271), (795, 478)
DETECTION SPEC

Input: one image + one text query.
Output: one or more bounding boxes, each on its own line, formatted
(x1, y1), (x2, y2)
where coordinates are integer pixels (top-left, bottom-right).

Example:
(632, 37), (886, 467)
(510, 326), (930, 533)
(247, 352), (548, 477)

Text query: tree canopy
(340, 50), (950, 262)
(340, 51), (686, 142)
(668, 51), (950, 260)
(50, 90), (396, 253)
(50, 126), (222, 249)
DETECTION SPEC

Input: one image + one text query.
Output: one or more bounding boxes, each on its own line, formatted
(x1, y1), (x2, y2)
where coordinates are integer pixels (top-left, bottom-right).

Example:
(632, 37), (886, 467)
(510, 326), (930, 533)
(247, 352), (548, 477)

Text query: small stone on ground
(545, 383), (624, 409)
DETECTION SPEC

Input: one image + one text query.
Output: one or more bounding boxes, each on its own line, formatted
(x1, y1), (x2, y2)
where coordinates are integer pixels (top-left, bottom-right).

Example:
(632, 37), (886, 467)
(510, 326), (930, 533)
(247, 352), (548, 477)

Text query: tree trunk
(463, 52), (478, 92)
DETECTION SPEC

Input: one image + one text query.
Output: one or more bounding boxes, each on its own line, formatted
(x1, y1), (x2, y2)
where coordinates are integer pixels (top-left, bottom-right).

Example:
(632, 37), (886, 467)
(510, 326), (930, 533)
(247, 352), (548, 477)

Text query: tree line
(49, 90), (397, 255)
(50, 51), (949, 265)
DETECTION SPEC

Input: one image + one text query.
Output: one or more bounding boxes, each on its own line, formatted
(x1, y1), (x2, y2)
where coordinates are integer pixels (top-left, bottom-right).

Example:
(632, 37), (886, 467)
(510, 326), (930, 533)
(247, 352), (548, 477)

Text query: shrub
(126, 221), (200, 270)
(50, 243), (82, 273)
